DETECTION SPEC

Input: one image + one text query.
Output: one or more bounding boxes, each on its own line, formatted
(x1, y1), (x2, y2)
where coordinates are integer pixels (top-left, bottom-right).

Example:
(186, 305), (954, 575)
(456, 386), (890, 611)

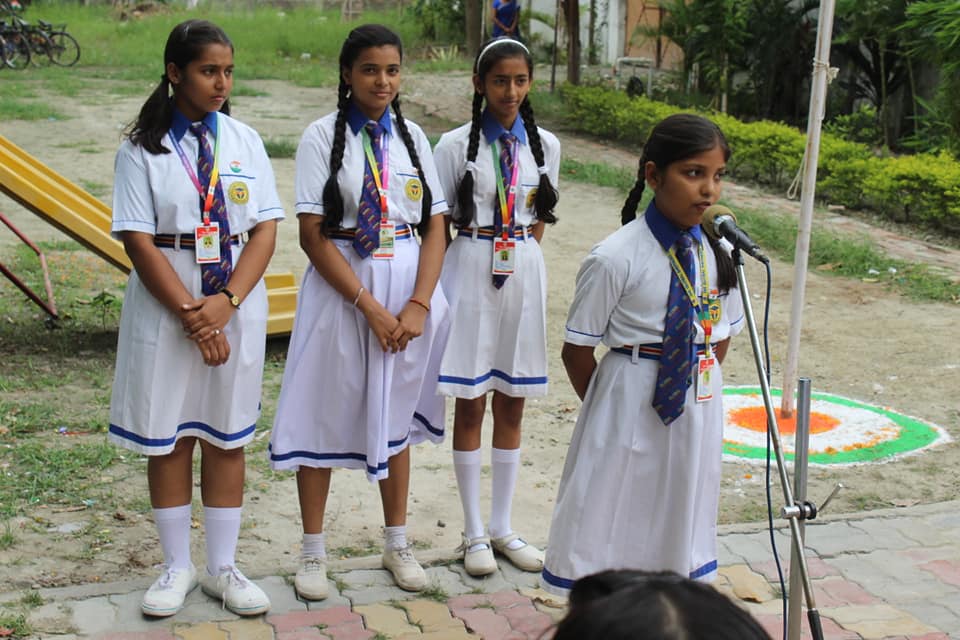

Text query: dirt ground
(0, 70), (958, 591)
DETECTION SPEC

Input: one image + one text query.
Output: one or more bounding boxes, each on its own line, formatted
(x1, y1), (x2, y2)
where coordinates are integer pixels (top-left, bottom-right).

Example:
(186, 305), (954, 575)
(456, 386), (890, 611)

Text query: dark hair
(451, 37), (558, 229)
(621, 113), (735, 291)
(551, 570), (772, 640)
(321, 24), (433, 236)
(127, 20), (234, 155)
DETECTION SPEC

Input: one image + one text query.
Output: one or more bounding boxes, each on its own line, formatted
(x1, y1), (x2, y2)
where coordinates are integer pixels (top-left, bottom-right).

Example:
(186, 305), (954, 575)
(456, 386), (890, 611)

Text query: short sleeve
(294, 121), (332, 217)
(111, 141), (156, 239)
(541, 128), (561, 187)
(564, 250), (626, 346)
(410, 124), (447, 216)
(251, 134), (284, 222)
(432, 133), (461, 220)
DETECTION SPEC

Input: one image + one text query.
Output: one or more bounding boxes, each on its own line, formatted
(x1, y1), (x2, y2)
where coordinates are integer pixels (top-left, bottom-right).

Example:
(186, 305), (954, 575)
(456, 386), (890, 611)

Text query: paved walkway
(4, 501), (958, 639)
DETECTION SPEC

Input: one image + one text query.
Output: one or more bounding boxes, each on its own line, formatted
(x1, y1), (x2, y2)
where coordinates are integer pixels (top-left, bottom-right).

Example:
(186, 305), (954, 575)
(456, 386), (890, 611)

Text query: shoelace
(301, 557), (325, 573)
(396, 547), (416, 563)
(155, 565), (184, 590)
(213, 565), (249, 610)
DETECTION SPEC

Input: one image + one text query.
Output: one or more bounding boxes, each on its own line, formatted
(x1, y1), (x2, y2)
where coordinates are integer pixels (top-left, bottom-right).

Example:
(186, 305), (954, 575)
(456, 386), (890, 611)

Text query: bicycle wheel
(28, 32), (50, 66)
(1, 31), (30, 69)
(47, 31), (79, 67)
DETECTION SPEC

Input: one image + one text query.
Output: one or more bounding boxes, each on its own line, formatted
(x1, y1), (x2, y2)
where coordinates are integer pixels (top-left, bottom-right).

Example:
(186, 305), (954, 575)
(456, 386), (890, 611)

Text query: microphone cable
(759, 259), (789, 640)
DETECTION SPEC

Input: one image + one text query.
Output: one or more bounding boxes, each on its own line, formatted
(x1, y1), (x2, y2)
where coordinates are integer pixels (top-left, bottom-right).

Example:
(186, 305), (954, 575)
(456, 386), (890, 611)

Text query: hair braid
(321, 80), (350, 232)
(391, 96), (434, 236)
(621, 155), (647, 226)
(705, 233), (736, 292)
(519, 98), (558, 224)
(452, 91), (485, 229)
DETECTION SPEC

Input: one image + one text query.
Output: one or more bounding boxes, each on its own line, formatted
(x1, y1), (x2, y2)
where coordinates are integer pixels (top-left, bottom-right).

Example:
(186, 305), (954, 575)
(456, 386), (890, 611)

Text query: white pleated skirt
(437, 232), (548, 399)
(541, 348), (724, 596)
(269, 235), (450, 482)
(109, 242), (268, 456)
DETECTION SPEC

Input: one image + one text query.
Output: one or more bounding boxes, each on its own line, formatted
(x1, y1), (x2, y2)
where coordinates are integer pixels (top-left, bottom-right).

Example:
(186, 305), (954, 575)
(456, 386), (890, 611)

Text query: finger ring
(213, 329), (221, 335)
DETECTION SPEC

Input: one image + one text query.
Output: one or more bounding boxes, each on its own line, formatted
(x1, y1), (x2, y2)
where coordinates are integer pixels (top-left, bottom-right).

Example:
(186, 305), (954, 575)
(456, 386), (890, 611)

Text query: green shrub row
(558, 85), (960, 234)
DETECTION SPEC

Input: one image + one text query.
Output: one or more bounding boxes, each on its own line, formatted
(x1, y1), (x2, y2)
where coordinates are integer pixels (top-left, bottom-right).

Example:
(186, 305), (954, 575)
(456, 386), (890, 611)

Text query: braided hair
(321, 24), (434, 237)
(452, 37), (558, 229)
(621, 113), (735, 291)
(127, 20), (233, 154)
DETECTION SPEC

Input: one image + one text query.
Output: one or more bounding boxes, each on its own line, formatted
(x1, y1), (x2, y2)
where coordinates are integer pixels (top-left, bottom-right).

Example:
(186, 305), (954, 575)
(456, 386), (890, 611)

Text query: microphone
(702, 205), (769, 264)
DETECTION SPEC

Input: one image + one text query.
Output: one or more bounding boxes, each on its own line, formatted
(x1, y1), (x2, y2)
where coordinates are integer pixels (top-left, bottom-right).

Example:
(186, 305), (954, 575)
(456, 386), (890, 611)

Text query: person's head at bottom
(550, 569), (772, 640)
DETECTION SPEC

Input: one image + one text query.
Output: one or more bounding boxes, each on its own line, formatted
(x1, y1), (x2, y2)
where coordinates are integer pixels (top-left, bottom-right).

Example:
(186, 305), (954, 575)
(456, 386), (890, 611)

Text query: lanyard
(170, 115), (221, 225)
(361, 126), (390, 221)
(666, 236), (713, 352)
(491, 138), (519, 240)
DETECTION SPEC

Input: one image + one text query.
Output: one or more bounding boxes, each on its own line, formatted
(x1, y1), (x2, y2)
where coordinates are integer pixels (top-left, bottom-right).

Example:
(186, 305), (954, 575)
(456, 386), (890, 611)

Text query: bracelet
(409, 297), (430, 313)
(352, 286), (365, 307)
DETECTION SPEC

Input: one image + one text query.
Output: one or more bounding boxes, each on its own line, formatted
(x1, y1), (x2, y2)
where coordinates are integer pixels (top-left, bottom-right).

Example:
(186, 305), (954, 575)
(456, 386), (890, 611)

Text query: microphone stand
(731, 248), (824, 640)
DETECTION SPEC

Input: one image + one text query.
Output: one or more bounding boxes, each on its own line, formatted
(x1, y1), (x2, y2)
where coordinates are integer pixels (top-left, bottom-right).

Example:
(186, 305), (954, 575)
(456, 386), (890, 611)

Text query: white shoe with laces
(382, 546), (426, 591)
(200, 565), (271, 616)
(141, 564), (198, 617)
(294, 555), (329, 601)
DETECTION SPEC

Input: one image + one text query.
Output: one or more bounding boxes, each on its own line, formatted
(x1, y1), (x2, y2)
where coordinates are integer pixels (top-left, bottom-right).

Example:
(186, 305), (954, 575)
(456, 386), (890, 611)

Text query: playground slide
(0, 133), (296, 336)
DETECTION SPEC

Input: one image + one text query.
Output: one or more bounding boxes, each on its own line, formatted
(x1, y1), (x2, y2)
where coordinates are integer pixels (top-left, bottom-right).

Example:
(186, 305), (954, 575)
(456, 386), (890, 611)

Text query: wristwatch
(221, 288), (241, 308)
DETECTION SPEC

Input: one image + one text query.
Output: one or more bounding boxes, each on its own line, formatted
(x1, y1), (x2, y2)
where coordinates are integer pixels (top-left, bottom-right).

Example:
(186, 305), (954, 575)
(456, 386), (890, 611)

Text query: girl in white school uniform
(541, 114), (744, 596)
(269, 24), (449, 598)
(110, 20), (281, 617)
(432, 37), (559, 577)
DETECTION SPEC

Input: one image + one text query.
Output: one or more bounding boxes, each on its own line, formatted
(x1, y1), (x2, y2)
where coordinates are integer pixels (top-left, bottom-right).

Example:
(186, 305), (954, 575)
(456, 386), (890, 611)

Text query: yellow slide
(0, 133), (296, 336)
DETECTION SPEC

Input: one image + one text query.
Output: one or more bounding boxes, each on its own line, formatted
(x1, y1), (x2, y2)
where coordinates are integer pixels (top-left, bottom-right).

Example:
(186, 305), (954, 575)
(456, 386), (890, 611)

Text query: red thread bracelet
(409, 298), (430, 313)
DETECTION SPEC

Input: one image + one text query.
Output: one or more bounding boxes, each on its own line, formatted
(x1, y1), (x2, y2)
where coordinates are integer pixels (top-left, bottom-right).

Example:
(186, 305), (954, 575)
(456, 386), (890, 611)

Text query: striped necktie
(653, 232), (697, 425)
(190, 122), (233, 296)
(493, 132), (515, 289)
(354, 122), (384, 258)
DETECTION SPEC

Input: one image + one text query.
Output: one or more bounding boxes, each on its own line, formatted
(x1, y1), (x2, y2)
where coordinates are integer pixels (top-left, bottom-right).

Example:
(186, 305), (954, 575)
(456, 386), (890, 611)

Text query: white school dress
(269, 105), (450, 482)
(109, 110), (284, 456)
(541, 201), (744, 596)
(433, 111), (560, 399)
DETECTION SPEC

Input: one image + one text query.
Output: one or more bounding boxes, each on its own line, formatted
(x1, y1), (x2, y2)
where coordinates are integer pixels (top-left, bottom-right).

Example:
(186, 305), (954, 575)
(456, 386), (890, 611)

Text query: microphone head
(701, 204), (735, 240)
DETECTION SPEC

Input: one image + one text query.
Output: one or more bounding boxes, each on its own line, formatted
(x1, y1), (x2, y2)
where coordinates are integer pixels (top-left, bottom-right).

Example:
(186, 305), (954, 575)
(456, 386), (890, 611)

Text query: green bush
(558, 84), (960, 234)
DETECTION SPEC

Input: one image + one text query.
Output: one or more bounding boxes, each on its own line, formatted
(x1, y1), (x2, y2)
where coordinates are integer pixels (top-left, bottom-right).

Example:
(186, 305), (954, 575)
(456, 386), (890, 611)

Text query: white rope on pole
(781, 0), (837, 419)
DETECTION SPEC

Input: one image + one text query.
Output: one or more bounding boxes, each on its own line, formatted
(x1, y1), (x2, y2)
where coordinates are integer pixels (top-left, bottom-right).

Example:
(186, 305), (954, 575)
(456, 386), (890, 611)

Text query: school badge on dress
(525, 187), (538, 209)
(405, 178), (422, 201)
(228, 182), (249, 204)
(229, 160), (242, 173)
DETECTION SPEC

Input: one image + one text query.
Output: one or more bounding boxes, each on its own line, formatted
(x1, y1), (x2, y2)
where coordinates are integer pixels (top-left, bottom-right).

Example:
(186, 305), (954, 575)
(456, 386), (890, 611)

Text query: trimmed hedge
(559, 85), (960, 234)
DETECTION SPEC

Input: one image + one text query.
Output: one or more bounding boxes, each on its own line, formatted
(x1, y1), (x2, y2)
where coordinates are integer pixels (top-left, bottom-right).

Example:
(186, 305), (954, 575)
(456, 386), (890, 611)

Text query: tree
(903, 0), (960, 154)
(563, 0), (581, 84)
(833, 0), (912, 148)
(465, 0), (482, 57)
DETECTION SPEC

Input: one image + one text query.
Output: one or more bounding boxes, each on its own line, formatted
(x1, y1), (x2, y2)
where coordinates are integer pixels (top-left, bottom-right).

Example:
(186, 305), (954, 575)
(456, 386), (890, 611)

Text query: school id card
(372, 220), (395, 260)
(695, 354), (716, 403)
(194, 223), (221, 264)
(492, 238), (516, 275)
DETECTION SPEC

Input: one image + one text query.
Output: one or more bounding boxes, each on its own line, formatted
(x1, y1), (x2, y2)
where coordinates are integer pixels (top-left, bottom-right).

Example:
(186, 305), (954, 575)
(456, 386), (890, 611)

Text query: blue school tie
(190, 122), (233, 296)
(493, 132), (515, 289)
(354, 122), (385, 258)
(653, 232), (696, 425)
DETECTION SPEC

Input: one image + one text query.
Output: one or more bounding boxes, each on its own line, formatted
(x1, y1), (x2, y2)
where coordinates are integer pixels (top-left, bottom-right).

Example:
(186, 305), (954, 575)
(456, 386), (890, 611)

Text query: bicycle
(0, 20), (30, 69)
(9, 15), (79, 67)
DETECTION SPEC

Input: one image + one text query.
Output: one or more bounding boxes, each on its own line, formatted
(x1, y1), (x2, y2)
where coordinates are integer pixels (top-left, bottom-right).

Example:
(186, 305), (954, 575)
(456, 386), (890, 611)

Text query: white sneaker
(200, 565), (271, 616)
(294, 556), (329, 601)
(382, 546), (426, 592)
(141, 564), (198, 617)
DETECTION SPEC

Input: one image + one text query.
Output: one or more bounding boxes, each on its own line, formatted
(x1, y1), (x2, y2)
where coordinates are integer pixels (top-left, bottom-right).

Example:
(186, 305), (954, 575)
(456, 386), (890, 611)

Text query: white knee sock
(453, 447), (484, 541)
(203, 506), (241, 576)
(383, 525), (407, 552)
(153, 504), (192, 570)
(489, 447), (521, 541)
(302, 532), (327, 560)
